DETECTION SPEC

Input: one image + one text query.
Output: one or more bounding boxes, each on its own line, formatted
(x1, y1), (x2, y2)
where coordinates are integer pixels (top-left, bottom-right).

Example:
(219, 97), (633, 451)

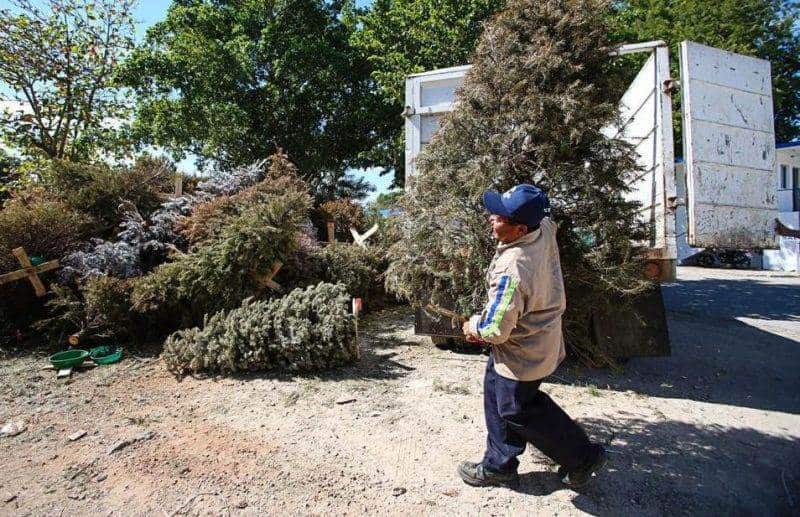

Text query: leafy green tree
(120, 0), (387, 196)
(373, 190), (403, 210)
(610, 0), (800, 143)
(351, 0), (505, 185)
(0, 149), (21, 203)
(0, 0), (136, 160)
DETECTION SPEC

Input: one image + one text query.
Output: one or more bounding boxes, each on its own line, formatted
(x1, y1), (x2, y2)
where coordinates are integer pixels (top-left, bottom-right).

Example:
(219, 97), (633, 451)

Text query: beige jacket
(468, 217), (567, 381)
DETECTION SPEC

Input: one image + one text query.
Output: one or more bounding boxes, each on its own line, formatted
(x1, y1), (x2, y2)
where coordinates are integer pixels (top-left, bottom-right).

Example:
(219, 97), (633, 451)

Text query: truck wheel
(430, 336), (451, 348)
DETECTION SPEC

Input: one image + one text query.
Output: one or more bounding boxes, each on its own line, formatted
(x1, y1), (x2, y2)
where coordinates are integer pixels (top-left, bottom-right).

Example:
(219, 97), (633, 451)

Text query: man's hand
(462, 321), (483, 344)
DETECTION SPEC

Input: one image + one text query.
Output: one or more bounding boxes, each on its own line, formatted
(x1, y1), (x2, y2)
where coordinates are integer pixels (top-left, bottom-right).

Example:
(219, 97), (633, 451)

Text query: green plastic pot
(90, 346), (123, 365)
(49, 349), (89, 369)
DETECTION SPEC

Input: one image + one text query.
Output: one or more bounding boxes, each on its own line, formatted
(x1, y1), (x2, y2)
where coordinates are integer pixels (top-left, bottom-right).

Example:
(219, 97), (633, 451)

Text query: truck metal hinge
(662, 79), (680, 95)
(667, 197), (685, 210)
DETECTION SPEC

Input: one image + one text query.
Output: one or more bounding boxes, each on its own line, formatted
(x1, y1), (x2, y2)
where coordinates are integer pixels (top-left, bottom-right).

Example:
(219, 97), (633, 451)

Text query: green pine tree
(387, 0), (652, 365)
(162, 282), (357, 375)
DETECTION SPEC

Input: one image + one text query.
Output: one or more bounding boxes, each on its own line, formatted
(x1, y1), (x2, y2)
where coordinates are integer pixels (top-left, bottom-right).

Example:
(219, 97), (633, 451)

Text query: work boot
(558, 444), (607, 488)
(458, 461), (519, 488)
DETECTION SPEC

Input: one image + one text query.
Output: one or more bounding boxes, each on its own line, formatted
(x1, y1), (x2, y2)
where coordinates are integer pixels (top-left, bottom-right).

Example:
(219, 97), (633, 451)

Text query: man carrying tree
(459, 184), (607, 489)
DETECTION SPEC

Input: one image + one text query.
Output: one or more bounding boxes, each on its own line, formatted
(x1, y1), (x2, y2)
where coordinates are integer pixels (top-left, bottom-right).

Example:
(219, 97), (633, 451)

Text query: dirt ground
(1, 267), (799, 516)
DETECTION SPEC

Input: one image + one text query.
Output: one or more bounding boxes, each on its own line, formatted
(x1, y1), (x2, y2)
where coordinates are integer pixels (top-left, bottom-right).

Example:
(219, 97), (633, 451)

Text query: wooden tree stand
(0, 247), (60, 297)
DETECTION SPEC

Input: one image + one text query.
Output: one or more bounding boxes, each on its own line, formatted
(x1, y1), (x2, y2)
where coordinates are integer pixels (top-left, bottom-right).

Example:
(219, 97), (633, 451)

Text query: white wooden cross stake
(0, 247), (60, 297)
(258, 261), (283, 292)
(349, 223), (379, 248)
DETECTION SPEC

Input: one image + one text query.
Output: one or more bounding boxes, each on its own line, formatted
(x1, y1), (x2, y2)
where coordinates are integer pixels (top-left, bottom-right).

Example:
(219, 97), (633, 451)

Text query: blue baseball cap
(482, 184), (549, 229)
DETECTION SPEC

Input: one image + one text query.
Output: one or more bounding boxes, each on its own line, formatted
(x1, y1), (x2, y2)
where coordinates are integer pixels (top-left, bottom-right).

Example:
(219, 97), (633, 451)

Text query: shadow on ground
(661, 276), (800, 322)
(552, 275), (800, 414)
(513, 418), (800, 516)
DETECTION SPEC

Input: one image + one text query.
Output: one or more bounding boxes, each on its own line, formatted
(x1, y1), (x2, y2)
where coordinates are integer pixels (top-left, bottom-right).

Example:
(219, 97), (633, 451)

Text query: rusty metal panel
(680, 41), (778, 249)
(592, 285), (671, 358)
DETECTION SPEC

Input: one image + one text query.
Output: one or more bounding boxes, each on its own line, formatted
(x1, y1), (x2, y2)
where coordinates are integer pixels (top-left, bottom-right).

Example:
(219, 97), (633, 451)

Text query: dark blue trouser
(482, 353), (592, 473)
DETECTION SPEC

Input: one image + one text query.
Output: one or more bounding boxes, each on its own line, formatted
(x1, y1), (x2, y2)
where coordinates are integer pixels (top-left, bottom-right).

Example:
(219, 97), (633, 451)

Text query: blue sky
(135, 0), (374, 31)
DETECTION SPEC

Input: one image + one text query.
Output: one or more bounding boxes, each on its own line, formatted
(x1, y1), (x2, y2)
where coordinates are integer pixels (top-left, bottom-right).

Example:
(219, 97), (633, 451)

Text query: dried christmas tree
(130, 154), (311, 323)
(59, 160), (270, 283)
(281, 243), (391, 313)
(386, 0), (652, 365)
(162, 282), (357, 375)
(177, 151), (310, 245)
(131, 186), (312, 325)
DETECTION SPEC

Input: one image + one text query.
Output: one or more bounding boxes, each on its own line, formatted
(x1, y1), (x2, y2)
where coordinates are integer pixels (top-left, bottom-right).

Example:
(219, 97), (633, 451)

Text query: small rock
(236, 499), (248, 509)
(391, 487), (406, 497)
(67, 493), (80, 500)
(0, 421), (26, 437)
(95, 473), (107, 482)
(336, 397), (356, 405)
(68, 430), (87, 442)
(369, 411), (381, 417)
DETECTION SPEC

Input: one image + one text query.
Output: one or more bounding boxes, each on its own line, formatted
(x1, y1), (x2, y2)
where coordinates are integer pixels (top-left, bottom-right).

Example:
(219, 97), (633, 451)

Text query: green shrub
(32, 284), (86, 346)
(33, 277), (138, 347)
(83, 276), (138, 340)
(0, 190), (85, 343)
(280, 241), (391, 313)
(162, 282), (357, 375)
(0, 192), (92, 273)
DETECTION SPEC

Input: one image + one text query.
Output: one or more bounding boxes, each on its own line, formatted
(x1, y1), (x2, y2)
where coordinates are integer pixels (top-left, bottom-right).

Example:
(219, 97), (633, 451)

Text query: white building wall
(765, 145), (800, 271)
(776, 145), (800, 212)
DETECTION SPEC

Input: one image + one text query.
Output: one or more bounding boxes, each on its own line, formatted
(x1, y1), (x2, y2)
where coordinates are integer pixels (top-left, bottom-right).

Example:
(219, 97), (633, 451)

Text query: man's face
(489, 214), (527, 243)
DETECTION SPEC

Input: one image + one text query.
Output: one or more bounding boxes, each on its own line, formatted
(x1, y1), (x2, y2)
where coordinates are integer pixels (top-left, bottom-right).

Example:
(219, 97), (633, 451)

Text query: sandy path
(1, 268), (798, 516)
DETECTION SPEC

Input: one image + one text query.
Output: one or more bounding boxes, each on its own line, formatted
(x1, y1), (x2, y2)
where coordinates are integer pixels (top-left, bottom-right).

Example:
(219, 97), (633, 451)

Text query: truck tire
(430, 336), (452, 348)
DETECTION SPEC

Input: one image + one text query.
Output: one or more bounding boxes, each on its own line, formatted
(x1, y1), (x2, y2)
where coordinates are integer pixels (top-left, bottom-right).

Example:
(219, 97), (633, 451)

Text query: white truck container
(404, 40), (779, 282)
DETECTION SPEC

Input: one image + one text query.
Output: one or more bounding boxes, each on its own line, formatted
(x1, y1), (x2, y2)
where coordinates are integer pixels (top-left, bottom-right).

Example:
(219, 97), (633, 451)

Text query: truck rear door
(404, 65), (470, 177)
(602, 42), (677, 276)
(680, 41), (778, 249)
